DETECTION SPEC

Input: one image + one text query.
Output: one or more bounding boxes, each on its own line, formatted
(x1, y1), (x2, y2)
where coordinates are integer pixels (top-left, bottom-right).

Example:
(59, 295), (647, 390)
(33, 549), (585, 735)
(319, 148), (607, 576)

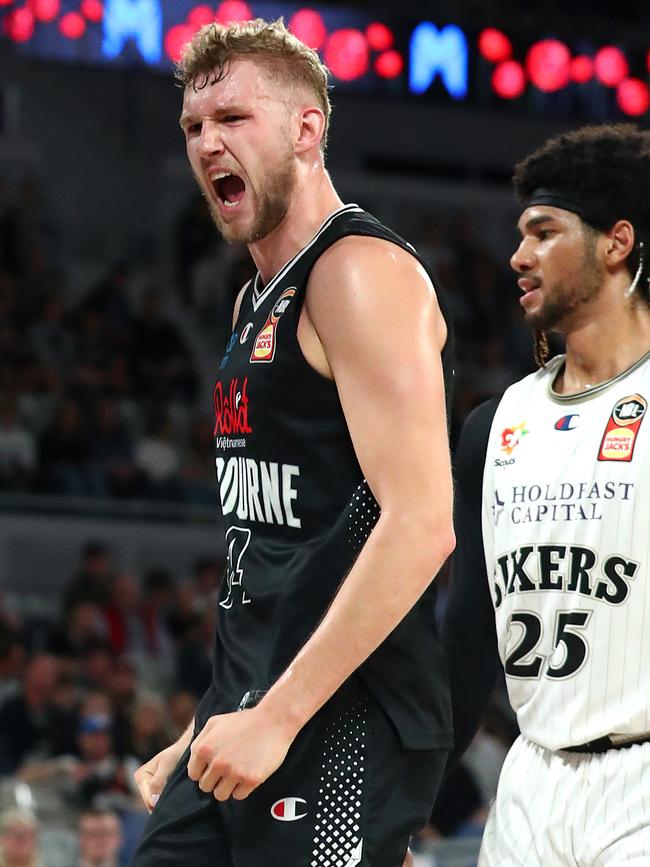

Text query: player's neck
(249, 169), (343, 286)
(558, 289), (650, 394)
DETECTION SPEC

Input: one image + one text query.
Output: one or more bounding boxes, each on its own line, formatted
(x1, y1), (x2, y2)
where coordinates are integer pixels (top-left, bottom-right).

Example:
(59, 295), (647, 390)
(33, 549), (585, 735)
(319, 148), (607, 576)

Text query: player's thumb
(147, 769), (168, 810)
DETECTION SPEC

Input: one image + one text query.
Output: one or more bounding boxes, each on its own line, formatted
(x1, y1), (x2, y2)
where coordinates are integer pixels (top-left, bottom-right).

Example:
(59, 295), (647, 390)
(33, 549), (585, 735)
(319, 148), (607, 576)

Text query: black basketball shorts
(130, 677), (447, 867)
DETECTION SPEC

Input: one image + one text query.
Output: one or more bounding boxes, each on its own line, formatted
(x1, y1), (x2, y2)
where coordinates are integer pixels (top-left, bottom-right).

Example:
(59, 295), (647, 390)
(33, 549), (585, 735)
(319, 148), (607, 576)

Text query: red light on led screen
(81, 0), (103, 22)
(289, 9), (327, 50)
(571, 55), (593, 83)
(4, 7), (35, 41)
(59, 10), (85, 38)
(28, 0), (59, 22)
(375, 49), (403, 79)
(492, 60), (525, 99)
(617, 78), (650, 116)
(526, 39), (571, 92)
(478, 27), (511, 63)
(0, 0), (15, 7)
(188, 5), (214, 28)
(325, 29), (369, 81)
(164, 23), (195, 62)
(214, 1), (252, 24)
(594, 46), (628, 86)
(366, 21), (393, 52)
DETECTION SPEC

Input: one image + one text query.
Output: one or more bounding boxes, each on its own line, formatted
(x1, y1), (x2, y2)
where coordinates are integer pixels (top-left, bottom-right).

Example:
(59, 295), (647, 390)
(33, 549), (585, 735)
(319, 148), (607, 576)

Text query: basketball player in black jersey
(131, 19), (454, 867)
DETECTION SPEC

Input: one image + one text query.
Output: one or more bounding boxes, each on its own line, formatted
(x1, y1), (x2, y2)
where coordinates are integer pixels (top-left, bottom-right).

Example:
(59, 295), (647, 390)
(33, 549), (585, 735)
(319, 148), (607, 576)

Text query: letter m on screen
(103, 0), (162, 64)
(409, 22), (468, 99)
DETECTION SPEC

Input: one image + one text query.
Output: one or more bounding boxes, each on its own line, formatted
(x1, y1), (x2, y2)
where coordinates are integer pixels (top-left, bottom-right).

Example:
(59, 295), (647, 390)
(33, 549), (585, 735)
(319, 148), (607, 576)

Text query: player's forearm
(258, 510), (455, 736)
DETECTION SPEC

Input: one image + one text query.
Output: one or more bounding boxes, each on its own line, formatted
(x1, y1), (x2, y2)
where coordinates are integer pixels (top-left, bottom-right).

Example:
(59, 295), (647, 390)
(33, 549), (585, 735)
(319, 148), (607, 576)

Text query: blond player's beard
(207, 149), (297, 246)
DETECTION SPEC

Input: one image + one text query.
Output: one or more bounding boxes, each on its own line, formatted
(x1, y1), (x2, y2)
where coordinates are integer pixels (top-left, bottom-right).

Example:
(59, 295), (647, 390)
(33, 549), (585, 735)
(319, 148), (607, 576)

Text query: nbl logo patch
(250, 288), (296, 364)
(598, 393), (646, 462)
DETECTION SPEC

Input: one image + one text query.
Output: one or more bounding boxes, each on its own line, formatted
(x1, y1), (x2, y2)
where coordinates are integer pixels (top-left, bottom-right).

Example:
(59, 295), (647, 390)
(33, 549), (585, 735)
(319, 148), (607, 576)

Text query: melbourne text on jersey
(216, 456), (301, 528)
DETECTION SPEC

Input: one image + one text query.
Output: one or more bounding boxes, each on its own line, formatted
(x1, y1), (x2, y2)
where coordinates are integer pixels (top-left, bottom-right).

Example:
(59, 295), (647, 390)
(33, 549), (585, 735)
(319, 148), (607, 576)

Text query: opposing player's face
(181, 59), (297, 245)
(510, 206), (604, 331)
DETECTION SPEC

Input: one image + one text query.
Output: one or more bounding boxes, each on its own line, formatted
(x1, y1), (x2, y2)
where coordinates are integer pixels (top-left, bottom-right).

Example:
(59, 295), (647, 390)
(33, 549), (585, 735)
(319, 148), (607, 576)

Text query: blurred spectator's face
(133, 700), (164, 739)
(79, 814), (121, 865)
(84, 651), (113, 688)
(79, 729), (112, 761)
(58, 400), (81, 431)
(0, 821), (37, 866)
(24, 655), (59, 699)
(80, 691), (112, 718)
(108, 661), (136, 699)
(83, 550), (110, 577)
(69, 602), (103, 637)
(112, 573), (140, 610)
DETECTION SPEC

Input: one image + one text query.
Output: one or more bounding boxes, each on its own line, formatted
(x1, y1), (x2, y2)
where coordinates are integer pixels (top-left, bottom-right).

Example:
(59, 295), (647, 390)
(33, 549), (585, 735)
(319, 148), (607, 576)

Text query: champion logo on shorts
(271, 797), (308, 821)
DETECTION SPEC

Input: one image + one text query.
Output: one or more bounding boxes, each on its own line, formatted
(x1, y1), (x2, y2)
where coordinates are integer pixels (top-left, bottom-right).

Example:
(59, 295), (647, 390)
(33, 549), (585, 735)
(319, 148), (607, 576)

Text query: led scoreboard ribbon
(1, 1), (650, 117)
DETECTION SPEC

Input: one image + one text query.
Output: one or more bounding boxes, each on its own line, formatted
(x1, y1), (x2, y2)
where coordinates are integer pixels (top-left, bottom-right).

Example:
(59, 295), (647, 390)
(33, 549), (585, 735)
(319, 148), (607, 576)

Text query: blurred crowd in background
(0, 175), (537, 501)
(0, 173), (530, 864)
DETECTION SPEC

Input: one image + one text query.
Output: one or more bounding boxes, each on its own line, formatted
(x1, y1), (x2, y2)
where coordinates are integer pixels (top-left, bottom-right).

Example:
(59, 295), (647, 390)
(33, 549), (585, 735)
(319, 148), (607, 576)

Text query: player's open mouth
(211, 172), (246, 208)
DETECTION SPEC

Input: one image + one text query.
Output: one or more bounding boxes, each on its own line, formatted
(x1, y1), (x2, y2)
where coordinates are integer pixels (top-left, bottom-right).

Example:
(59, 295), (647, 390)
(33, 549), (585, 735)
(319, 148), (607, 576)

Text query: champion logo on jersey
(500, 421), (529, 455)
(598, 393), (647, 462)
(271, 797), (307, 822)
(240, 322), (254, 344)
(250, 288), (296, 364)
(555, 414), (580, 431)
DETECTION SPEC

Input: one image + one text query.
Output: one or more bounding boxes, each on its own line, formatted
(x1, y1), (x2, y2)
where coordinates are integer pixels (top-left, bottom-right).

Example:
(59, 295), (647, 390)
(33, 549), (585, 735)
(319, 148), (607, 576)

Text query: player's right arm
(442, 398), (501, 767)
(134, 719), (194, 811)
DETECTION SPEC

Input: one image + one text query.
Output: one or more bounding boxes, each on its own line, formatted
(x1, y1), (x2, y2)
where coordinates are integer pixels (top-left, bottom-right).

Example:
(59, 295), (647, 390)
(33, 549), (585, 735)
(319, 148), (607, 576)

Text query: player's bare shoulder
(306, 235), (446, 344)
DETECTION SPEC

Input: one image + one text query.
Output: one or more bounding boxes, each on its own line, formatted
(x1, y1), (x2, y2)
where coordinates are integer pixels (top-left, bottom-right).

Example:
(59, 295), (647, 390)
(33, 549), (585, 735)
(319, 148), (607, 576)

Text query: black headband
(524, 188), (591, 222)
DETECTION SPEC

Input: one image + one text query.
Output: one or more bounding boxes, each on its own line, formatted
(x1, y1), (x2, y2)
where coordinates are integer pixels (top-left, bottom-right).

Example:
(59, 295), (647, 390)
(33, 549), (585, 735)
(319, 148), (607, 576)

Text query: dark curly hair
(513, 124), (650, 364)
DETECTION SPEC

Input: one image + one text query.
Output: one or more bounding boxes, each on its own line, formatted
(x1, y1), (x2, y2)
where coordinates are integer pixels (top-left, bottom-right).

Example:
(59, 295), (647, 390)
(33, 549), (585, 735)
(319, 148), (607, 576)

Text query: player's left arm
(187, 237), (455, 799)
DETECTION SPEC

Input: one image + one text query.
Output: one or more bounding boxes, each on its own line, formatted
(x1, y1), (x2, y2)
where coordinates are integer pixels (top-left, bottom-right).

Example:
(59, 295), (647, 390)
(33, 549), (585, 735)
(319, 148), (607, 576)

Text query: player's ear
(294, 106), (325, 155)
(603, 220), (635, 269)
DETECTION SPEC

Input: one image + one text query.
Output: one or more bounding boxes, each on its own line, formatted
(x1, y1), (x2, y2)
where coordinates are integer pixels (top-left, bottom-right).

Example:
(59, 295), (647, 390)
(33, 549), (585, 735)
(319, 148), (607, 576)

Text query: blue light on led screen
(409, 22), (468, 99)
(103, 0), (163, 64)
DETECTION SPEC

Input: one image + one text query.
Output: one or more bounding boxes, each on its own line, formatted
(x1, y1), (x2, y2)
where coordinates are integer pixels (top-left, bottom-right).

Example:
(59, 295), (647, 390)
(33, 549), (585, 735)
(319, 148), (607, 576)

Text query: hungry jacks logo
(250, 288), (296, 363)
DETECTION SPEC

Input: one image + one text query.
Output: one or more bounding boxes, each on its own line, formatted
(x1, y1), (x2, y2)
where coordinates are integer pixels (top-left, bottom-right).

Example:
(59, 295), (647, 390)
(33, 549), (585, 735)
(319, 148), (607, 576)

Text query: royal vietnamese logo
(500, 421), (529, 455)
(598, 393), (646, 462)
(250, 288), (296, 364)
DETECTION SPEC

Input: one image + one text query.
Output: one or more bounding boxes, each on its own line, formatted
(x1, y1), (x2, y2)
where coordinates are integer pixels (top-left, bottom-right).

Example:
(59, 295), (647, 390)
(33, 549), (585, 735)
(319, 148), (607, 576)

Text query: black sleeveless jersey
(198, 204), (454, 749)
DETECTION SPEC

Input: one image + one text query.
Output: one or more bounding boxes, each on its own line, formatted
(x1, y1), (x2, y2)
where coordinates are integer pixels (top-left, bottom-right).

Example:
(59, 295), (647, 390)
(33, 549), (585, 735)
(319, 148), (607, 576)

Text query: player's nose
(510, 237), (536, 273)
(197, 119), (225, 157)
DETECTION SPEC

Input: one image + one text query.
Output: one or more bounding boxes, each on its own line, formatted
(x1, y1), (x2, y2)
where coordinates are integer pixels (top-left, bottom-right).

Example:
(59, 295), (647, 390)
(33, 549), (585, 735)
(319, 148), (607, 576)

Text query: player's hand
(186, 706), (296, 801)
(134, 741), (185, 812)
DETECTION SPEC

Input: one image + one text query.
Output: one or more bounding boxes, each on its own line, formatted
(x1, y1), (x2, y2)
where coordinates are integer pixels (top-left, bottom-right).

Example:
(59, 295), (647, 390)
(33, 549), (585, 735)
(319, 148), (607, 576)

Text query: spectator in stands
(0, 623), (25, 706)
(38, 397), (100, 497)
(77, 809), (122, 867)
(130, 289), (197, 404)
(0, 396), (36, 491)
(70, 713), (136, 810)
(80, 263), (132, 343)
(126, 693), (168, 764)
(89, 399), (138, 499)
(0, 809), (42, 867)
(0, 654), (63, 772)
(179, 417), (218, 506)
(166, 691), (196, 742)
(133, 411), (181, 501)
(28, 294), (74, 381)
(64, 543), (113, 615)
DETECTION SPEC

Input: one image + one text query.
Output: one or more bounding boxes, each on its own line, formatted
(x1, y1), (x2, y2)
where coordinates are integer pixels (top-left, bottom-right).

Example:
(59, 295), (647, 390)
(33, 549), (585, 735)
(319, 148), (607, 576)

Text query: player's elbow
(401, 509), (456, 572)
